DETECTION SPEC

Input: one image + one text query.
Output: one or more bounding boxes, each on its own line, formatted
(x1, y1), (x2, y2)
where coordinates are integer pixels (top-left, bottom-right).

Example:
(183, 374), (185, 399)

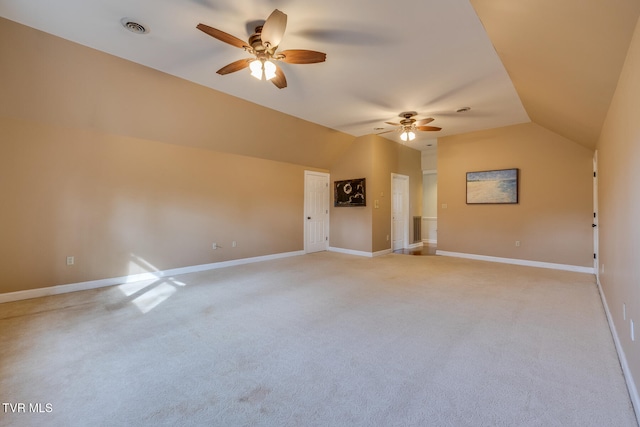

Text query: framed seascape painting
(334, 178), (366, 207)
(466, 168), (519, 204)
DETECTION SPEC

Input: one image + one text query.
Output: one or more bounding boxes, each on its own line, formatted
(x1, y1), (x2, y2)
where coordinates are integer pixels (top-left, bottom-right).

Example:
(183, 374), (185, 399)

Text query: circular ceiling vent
(121, 18), (148, 34)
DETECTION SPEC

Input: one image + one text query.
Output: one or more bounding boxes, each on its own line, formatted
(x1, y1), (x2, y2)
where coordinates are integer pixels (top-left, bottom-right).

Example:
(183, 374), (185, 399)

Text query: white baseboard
(328, 247), (394, 257)
(435, 250), (595, 274)
(408, 242), (423, 249)
(328, 247), (373, 257)
(0, 251), (305, 304)
(422, 239), (437, 244)
(596, 277), (640, 425)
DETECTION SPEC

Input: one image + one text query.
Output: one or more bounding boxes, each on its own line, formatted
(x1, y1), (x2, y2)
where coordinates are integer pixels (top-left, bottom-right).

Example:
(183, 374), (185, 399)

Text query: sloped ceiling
(470, 0), (640, 149)
(0, 1), (638, 151)
(0, 0), (529, 151)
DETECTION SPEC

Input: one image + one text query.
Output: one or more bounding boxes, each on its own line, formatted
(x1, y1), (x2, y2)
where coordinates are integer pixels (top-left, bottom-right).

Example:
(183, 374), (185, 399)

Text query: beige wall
(421, 150), (437, 171)
(330, 136), (374, 252)
(329, 135), (423, 253)
(371, 137), (422, 253)
(0, 18), (357, 293)
(0, 18), (424, 292)
(438, 122), (594, 267)
(597, 16), (640, 398)
(0, 117), (322, 293)
(422, 173), (437, 218)
(0, 17), (354, 170)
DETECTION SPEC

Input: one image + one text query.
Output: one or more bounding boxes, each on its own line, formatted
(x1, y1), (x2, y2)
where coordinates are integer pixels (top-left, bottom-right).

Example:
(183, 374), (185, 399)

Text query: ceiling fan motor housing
(399, 112), (417, 126)
(249, 27), (269, 54)
(400, 111), (418, 119)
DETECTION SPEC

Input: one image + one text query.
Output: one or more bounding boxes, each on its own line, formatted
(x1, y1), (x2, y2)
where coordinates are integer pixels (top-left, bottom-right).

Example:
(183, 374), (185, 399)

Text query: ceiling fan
(196, 9), (326, 89)
(378, 111), (442, 141)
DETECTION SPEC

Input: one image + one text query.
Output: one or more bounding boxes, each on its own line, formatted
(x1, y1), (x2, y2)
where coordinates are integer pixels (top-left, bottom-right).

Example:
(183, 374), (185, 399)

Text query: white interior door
(391, 174), (409, 251)
(304, 171), (329, 253)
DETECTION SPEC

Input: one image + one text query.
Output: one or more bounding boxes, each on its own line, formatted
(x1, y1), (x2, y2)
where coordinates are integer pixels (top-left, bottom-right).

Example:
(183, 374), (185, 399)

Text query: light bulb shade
(400, 130), (416, 142)
(249, 60), (263, 80)
(263, 60), (276, 80)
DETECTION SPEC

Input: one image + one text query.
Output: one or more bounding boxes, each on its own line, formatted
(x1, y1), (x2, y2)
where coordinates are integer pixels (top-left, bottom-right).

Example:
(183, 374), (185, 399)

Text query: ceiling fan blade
(385, 121), (400, 126)
(278, 50), (327, 64)
(261, 9), (287, 49)
(271, 64), (287, 89)
(216, 58), (252, 75)
(416, 126), (442, 132)
(197, 23), (249, 50)
(416, 118), (435, 126)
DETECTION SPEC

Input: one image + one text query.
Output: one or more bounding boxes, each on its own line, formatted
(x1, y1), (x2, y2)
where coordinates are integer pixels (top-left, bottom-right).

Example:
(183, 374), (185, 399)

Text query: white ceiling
(0, 0), (531, 151)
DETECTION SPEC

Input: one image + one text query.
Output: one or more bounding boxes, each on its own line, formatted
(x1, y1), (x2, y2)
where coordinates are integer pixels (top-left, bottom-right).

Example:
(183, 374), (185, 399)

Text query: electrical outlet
(441, 203), (448, 209)
(232, 241), (237, 248)
(515, 241), (520, 247)
(66, 256), (74, 266)
(386, 235), (389, 241)
(212, 243), (218, 250)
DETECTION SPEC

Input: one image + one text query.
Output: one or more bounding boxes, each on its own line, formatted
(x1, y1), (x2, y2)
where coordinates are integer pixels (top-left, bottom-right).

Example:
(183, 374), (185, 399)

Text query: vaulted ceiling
(471, 0), (640, 150)
(1, 0), (638, 151)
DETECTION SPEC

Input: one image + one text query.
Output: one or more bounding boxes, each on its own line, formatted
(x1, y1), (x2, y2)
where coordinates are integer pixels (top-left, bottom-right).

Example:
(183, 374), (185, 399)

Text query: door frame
(422, 170), (438, 244)
(593, 150), (599, 276)
(391, 173), (410, 250)
(304, 170), (330, 253)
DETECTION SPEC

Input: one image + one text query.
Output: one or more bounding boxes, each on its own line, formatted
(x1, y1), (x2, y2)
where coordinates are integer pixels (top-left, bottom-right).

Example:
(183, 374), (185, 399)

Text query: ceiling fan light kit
(400, 130), (416, 141)
(250, 58), (276, 80)
(197, 9), (326, 89)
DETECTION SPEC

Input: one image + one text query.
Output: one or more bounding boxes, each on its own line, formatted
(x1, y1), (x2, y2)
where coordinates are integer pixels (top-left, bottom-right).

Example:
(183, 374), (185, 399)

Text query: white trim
(0, 251), (304, 304)
(435, 250), (595, 274)
(596, 276), (640, 424)
(408, 242), (423, 249)
(328, 247), (393, 258)
(328, 246), (373, 257)
(373, 248), (393, 257)
(421, 216), (438, 243)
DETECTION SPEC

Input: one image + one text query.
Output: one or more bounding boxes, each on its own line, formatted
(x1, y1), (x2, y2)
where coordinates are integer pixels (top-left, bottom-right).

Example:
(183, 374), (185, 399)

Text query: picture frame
(466, 168), (519, 204)
(334, 178), (366, 207)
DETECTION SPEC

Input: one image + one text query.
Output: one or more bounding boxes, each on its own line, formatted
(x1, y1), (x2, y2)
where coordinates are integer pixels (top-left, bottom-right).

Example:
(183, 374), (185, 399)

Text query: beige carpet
(0, 252), (636, 426)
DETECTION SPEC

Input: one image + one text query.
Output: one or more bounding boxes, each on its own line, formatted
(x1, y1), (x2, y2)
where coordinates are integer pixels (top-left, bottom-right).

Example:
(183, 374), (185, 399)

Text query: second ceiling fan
(378, 111), (442, 141)
(197, 9), (326, 89)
